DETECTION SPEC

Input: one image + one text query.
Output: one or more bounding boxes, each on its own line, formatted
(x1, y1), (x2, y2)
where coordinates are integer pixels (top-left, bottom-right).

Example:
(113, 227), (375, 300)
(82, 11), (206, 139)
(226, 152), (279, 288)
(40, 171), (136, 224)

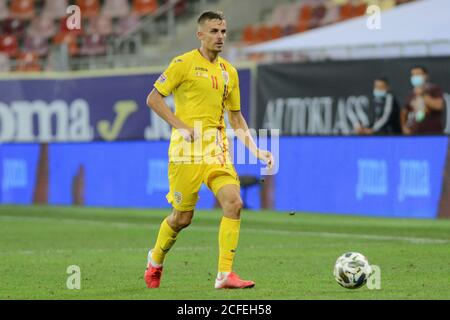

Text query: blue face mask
(411, 75), (425, 87)
(373, 89), (387, 99)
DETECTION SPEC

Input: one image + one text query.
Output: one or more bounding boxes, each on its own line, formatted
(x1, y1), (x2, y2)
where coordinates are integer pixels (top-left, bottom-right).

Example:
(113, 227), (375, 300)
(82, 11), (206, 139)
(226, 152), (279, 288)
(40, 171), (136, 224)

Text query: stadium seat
(241, 25), (255, 43)
(0, 34), (19, 57)
(27, 16), (57, 39)
(299, 3), (313, 22)
(80, 34), (107, 56)
(53, 32), (80, 56)
(269, 25), (283, 40)
(87, 16), (113, 36)
(1, 18), (26, 37)
(353, 3), (367, 17)
(102, 0), (131, 18)
(0, 0), (9, 21)
(254, 25), (271, 43)
(76, 0), (101, 18)
(310, 3), (327, 29)
(115, 14), (141, 36)
(15, 52), (42, 71)
(297, 3), (313, 32)
(10, 0), (35, 20)
(132, 0), (159, 16)
(0, 52), (10, 72)
(42, 0), (69, 19)
(24, 35), (49, 57)
(339, 2), (354, 21)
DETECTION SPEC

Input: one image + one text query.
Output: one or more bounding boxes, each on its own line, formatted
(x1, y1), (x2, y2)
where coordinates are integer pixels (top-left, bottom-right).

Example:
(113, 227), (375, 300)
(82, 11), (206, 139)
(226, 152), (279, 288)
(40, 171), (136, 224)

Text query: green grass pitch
(1, 205), (450, 300)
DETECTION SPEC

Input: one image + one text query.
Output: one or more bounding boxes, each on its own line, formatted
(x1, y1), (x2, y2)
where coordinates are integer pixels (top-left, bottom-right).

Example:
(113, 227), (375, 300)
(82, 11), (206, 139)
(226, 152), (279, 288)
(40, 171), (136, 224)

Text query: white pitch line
(0, 215), (449, 245)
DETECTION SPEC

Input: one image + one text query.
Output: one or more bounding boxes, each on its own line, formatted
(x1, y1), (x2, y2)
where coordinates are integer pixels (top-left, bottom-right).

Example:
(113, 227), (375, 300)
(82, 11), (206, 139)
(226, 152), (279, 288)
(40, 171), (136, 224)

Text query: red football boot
(144, 250), (163, 288)
(214, 272), (255, 289)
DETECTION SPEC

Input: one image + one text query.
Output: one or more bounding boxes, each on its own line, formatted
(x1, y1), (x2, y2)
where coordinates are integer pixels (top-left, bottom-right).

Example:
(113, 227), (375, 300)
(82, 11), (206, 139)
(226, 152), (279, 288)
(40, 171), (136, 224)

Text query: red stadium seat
(339, 3), (353, 21)
(102, 0), (131, 18)
(132, 0), (159, 16)
(1, 18), (26, 37)
(42, 0), (69, 19)
(297, 4), (313, 32)
(353, 3), (368, 17)
(10, 0), (35, 20)
(299, 3), (313, 22)
(76, 0), (101, 18)
(254, 25), (271, 43)
(0, 34), (19, 57)
(15, 52), (42, 72)
(270, 25), (283, 40)
(0, 0), (9, 21)
(241, 25), (255, 43)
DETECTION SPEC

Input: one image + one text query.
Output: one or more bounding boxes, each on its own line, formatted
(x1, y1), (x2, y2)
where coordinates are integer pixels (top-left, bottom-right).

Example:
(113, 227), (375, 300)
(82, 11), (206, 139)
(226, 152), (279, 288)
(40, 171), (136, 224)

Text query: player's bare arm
(147, 89), (198, 142)
(228, 110), (274, 169)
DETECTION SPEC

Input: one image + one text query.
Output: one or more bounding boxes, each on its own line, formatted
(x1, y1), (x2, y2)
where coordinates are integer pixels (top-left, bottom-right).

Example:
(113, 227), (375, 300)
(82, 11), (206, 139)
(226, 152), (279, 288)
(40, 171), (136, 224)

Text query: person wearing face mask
(400, 66), (445, 135)
(357, 77), (401, 135)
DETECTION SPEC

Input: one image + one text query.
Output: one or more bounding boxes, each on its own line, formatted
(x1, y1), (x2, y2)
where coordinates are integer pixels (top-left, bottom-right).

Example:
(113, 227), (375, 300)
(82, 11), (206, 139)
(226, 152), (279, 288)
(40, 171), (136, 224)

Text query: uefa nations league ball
(333, 252), (372, 289)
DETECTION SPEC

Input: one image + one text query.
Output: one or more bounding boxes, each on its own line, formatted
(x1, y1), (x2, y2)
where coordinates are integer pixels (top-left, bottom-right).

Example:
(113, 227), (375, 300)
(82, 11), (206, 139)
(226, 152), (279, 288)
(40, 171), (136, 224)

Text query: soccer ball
(333, 252), (372, 289)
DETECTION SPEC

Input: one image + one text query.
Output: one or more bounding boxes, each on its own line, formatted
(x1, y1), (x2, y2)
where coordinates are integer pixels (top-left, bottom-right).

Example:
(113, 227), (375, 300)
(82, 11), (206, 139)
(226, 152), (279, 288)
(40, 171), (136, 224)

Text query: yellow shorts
(166, 163), (240, 211)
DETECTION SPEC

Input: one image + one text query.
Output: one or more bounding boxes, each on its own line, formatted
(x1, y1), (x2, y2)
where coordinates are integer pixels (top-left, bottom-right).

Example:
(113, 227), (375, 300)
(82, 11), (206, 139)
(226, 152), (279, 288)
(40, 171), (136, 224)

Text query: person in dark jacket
(357, 77), (401, 135)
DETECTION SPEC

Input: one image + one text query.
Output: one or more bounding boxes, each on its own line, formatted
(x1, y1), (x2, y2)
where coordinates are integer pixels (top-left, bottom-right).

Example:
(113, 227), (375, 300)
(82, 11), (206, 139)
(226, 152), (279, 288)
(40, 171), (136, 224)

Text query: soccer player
(144, 11), (273, 289)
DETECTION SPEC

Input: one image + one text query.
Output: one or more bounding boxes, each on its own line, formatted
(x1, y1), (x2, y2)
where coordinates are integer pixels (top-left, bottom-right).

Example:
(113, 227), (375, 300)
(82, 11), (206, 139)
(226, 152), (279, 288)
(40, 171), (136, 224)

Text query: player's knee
(224, 196), (243, 216)
(170, 210), (193, 231)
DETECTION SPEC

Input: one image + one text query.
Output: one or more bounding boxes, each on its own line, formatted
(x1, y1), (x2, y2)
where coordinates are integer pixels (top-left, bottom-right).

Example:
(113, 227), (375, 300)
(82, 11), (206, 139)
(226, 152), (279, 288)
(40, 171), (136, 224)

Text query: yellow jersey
(154, 49), (241, 164)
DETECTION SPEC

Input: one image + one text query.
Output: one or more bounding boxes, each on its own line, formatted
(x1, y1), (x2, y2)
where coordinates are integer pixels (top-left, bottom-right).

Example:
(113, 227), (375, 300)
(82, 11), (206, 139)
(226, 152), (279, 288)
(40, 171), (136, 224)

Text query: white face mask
(373, 89), (387, 98)
(411, 75), (425, 87)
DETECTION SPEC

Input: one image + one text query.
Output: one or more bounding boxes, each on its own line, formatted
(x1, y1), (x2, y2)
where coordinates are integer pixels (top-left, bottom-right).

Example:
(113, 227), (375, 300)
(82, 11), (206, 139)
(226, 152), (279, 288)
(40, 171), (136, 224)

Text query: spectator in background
(401, 66), (445, 135)
(357, 77), (401, 135)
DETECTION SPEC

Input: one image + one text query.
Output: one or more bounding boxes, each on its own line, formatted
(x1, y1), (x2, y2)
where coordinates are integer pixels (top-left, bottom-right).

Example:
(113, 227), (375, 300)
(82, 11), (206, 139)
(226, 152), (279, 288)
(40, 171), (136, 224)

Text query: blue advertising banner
(0, 140), (262, 209)
(0, 69), (252, 142)
(275, 136), (448, 219)
(0, 137), (447, 218)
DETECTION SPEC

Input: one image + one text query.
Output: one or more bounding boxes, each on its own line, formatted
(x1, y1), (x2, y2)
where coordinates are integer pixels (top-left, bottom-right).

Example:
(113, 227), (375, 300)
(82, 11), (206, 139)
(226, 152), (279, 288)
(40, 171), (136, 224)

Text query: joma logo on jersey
(195, 72), (209, 78)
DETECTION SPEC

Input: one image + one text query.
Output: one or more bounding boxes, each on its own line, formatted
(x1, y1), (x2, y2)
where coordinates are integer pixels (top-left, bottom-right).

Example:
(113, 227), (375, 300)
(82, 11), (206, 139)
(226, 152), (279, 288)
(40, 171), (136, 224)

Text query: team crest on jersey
(157, 74), (167, 84)
(174, 192), (183, 205)
(222, 71), (229, 85)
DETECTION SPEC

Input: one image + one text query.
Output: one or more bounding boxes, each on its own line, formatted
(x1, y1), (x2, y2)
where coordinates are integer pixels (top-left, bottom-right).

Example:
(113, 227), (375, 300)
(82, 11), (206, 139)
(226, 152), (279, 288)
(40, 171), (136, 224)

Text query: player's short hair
(374, 77), (389, 85)
(411, 65), (428, 74)
(197, 11), (225, 25)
